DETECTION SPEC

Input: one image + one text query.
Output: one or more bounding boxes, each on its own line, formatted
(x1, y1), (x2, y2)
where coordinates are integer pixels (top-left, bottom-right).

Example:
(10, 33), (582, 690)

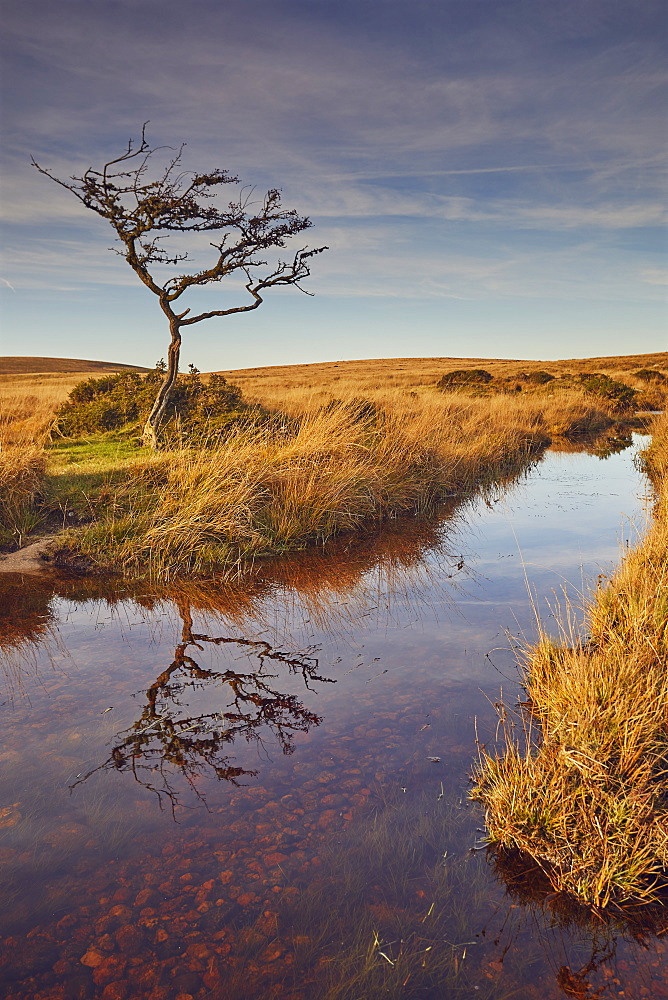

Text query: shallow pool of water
(0, 435), (665, 999)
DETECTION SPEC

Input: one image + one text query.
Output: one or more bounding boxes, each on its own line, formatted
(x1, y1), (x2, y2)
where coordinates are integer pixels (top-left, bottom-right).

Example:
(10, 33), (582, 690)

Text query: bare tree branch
(32, 127), (328, 446)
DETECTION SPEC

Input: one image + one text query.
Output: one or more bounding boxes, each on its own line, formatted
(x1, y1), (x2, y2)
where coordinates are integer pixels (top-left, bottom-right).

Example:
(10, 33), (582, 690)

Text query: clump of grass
(0, 389), (58, 546)
(0, 386), (64, 448)
(0, 379), (70, 548)
(1, 362), (648, 572)
(472, 413), (668, 908)
(55, 394), (548, 577)
(0, 448), (47, 548)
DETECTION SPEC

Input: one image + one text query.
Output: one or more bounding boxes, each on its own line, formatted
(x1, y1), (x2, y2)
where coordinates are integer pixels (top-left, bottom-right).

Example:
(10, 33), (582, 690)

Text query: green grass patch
(42, 431), (149, 527)
(48, 431), (140, 470)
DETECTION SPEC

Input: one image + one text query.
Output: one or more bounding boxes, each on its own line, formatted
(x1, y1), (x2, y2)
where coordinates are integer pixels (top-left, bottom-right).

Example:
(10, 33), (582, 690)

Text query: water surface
(1, 435), (665, 1000)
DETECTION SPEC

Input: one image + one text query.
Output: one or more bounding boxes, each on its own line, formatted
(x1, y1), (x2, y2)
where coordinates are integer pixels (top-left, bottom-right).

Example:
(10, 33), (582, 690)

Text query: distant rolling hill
(0, 357), (150, 375)
(214, 352), (668, 392)
(3, 352), (666, 385)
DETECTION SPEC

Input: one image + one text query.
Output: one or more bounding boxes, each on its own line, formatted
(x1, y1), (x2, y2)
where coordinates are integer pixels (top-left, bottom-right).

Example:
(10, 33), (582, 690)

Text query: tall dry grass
(0, 381), (68, 547)
(0, 448), (46, 548)
(0, 380), (71, 447)
(214, 351), (668, 398)
(62, 388), (625, 578)
(0, 362), (646, 567)
(472, 412), (668, 908)
(0, 375), (105, 549)
(248, 381), (620, 435)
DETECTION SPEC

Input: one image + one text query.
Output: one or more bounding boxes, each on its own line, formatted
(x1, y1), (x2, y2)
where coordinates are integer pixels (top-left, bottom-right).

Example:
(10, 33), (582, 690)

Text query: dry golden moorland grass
(213, 351), (668, 403)
(1, 350), (666, 407)
(0, 356), (149, 375)
(472, 413), (668, 909)
(0, 350), (665, 436)
(0, 351), (665, 574)
(2, 354), (667, 912)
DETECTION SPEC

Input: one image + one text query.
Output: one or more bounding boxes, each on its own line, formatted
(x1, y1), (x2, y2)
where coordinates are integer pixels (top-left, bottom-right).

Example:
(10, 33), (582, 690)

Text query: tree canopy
(33, 125), (327, 446)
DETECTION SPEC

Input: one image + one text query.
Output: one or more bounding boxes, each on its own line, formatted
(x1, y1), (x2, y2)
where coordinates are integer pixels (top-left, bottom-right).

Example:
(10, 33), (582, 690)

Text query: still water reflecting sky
(0, 435), (664, 1000)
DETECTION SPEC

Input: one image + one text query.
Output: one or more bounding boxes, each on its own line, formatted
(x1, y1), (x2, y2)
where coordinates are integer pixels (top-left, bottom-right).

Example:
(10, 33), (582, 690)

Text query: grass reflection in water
(0, 433), (665, 998)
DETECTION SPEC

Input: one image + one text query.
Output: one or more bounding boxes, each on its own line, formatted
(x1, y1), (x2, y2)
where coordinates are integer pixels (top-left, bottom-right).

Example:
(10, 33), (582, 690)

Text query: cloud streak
(1, 0), (665, 361)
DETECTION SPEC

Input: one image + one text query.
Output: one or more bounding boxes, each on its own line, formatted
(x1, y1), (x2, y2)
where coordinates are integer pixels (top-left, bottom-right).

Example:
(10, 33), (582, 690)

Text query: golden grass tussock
(0, 383), (63, 546)
(472, 412), (668, 909)
(0, 382), (70, 447)
(0, 353), (660, 574)
(0, 446), (46, 547)
(69, 394), (548, 577)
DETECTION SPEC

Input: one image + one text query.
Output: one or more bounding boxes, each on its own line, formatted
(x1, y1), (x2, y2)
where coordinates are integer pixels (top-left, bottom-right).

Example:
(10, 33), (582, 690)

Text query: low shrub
(523, 370), (555, 385)
(633, 369), (666, 383)
(436, 369), (493, 388)
(56, 363), (261, 440)
(576, 373), (637, 411)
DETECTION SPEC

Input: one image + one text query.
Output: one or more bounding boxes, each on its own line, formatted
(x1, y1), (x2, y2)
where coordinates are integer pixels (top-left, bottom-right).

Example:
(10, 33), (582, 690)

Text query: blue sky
(1, 0), (666, 370)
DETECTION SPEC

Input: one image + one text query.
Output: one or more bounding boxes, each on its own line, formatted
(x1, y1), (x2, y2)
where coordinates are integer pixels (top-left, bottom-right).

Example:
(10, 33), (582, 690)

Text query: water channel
(0, 434), (665, 999)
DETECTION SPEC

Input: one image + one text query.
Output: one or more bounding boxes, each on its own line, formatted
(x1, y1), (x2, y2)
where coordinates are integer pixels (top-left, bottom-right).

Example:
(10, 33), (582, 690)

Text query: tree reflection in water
(0, 431), (660, 999)
(71, 600), (333, 812)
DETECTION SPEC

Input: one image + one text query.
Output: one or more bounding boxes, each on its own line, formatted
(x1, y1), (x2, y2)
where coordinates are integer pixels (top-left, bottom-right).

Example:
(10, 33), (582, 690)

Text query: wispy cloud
(640, 269), (668, 286)
(1, 0), (665, 358)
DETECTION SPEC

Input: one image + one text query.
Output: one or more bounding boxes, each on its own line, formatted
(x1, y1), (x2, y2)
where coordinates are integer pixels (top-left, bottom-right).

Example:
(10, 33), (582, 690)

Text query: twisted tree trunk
(142, 319), (182, 448)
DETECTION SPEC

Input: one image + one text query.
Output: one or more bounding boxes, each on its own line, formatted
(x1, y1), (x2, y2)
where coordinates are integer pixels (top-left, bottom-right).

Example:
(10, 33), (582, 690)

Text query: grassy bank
(46, 391), (554, 577)
(14, 391), (626, 579)
(0, 383), (59, 548)
(0, 355), (664, 579)
(472, 412), (668, 909)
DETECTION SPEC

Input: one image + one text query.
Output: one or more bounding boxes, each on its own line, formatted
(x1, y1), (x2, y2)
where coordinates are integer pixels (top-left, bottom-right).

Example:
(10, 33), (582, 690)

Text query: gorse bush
(436, 369), (558, 394)
(633, 368), (666, 383)
(521, 370), (555, 385)
(433, 369), (642, 410)
(56, 363), (261, 439)
(574, 372), (637, 410)
(436, 369), (493, 388)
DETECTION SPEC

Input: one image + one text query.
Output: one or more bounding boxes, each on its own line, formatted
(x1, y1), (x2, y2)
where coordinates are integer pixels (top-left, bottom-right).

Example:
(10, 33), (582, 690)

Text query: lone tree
(32, 126), (327, 447)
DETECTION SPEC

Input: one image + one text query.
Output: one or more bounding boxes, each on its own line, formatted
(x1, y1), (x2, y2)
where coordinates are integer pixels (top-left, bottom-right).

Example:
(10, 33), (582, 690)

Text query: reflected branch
(71, 603), (333, 813)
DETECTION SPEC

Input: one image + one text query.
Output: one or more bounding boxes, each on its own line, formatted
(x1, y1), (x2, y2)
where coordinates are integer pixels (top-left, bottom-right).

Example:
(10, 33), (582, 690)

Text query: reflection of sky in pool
(0, 434), (664, 1000)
